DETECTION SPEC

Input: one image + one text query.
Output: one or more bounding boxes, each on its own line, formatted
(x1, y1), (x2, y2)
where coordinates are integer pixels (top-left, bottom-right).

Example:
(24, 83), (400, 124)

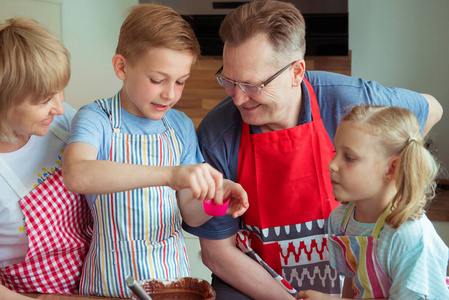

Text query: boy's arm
(62, 141), (223, 200)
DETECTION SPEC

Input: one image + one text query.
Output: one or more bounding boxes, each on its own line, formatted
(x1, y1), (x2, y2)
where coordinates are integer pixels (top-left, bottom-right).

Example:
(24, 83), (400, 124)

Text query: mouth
(41, 117), (54, 125)
(151, 102), (169, 111)
(330, 179), (340, 185)
(239, 103), (260, 111)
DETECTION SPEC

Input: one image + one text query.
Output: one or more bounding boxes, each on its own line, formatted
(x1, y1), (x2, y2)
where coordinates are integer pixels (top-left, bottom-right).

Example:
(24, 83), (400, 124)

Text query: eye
(175, 81), (186, 86)
(150, 78), (163, 85)
(38, 95), (53, 105)
(344, 154), (356, 162)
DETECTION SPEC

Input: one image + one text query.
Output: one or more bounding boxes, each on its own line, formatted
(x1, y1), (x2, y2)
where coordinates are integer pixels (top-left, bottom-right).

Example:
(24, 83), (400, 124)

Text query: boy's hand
(221, 179), (249, 218)
(169, 163), (223, 201)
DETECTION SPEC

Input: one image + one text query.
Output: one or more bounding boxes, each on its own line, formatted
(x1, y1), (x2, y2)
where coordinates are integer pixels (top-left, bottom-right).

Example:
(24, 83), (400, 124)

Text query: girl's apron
(80, 95), (190, 298)
(236, 79), (340, 295)
(328, 203), (392, 298)
(0, 124), (91, 294)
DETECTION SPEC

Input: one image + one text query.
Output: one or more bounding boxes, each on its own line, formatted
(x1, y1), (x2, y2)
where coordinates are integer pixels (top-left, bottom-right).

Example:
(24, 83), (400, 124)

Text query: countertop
(23, 294), (118, 299)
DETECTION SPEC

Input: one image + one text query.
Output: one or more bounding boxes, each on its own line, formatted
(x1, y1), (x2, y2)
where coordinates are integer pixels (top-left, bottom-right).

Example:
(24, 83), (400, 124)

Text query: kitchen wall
(1, 0), (136, 109)
(60, 0), (137, 108)
(4, 0), (447, 175)
(349, 0), (449, 178)
(349, 0), (449, 272)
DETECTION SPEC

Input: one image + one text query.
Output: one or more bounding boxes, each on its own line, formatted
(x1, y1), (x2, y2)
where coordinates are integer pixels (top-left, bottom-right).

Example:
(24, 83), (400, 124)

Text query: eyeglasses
(215, 61), (296, 95)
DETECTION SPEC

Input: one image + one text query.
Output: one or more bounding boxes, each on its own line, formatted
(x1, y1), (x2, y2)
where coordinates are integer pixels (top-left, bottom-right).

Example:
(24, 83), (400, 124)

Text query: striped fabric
(80, 95), (190, 298)
(329, 203), (392, 299)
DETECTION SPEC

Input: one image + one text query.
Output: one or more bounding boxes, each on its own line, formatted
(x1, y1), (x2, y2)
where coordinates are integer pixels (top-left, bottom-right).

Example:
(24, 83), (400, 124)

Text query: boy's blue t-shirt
(68, 95), (204, 207)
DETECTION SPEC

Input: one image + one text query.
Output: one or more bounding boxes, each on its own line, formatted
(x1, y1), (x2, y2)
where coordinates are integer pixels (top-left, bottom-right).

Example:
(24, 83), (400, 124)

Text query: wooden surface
(23, 294), (116, 300)
(426, 183), (449, 222)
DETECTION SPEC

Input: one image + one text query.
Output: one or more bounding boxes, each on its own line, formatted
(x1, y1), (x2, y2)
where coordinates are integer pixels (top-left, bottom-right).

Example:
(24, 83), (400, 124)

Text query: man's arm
(200, 236), (295, 300)
(421, 93), (443, 136)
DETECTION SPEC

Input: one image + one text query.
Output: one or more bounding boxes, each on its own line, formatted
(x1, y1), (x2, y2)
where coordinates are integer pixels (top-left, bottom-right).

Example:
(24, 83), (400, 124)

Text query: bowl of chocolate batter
(132, 277), (216, 300)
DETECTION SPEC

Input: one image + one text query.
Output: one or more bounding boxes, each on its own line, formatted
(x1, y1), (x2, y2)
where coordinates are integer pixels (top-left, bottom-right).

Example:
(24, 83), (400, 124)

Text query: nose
(328, 155), (338, 172)
(161, 82), (176, 100)
(51, 91), (65, 115)
(231, 85), (250, 106)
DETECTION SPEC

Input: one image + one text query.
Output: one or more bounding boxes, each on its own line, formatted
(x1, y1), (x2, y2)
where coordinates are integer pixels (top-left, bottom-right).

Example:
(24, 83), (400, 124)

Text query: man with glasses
(183, 1), (442, 299)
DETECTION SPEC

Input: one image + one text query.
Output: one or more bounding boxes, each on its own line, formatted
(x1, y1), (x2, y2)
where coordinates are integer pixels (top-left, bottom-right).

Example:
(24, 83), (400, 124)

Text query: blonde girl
(298, 105), (449, 300)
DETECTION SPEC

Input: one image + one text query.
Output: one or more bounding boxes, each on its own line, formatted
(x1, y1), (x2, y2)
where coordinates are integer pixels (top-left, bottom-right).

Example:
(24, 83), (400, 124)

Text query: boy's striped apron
(80, 94), (190, 298)
(328, 203), (392, 298)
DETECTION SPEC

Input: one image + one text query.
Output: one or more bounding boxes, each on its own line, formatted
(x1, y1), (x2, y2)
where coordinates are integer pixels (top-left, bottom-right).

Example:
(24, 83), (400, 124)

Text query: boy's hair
(219, 0), (306, 65)
(116, 4), (201, 66)
(342, 105), (439, 229)
(0, 17), (70, 142)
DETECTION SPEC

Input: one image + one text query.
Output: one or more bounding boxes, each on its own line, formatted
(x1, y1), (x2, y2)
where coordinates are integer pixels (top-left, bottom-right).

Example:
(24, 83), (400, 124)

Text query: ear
(292, 59), (306, 87)
(112, 54), (127, 80)
(384, 157), (398, 182)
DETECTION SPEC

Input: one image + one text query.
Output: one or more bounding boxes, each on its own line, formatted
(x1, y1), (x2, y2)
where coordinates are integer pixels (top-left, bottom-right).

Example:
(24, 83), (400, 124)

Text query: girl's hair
(116, 4), (201, 66)
(219, 0), (306, 66)
(342, 105), (439, 229)
(0, 17), (70, 143)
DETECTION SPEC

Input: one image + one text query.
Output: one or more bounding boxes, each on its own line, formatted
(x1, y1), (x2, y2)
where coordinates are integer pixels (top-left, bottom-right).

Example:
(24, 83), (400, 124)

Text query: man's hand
(222, 179), (249, 218)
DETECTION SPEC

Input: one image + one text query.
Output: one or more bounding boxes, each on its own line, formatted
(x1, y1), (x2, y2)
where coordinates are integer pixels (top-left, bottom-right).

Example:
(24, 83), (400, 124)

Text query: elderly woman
(0, 18), (91, 299)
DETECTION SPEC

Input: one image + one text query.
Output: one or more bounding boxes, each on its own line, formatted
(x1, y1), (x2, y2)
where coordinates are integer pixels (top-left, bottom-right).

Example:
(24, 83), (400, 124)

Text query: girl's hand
(296, 290), (336, 300)
(221, 179), (249, 218)
(168, 163), (223, 201)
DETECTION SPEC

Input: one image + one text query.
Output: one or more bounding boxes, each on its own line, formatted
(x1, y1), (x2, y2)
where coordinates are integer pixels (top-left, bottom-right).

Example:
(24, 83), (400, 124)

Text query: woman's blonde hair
(342, 105), (439, 229)
(219, 0), (306, 65)
(116, 4), (201, 66)
(0, 17), (70, 143)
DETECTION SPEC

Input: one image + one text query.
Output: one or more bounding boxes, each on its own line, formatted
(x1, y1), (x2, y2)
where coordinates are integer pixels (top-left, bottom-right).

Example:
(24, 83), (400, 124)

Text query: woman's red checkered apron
(0, 169), (91, 293)
(0, 126), (91, 294)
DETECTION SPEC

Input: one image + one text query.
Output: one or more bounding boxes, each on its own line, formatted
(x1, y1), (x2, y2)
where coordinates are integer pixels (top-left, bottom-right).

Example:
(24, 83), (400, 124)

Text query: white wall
(61, 0), (138, 109)
(0, 0), (62, 38)
(349, 0), (449, 178)
(349, 0), (449, 264)
(1, 0), (137, 109)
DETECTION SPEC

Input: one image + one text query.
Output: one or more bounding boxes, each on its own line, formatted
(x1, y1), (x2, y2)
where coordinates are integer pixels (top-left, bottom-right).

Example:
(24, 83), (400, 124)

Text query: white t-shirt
(0, 103), (75, 268)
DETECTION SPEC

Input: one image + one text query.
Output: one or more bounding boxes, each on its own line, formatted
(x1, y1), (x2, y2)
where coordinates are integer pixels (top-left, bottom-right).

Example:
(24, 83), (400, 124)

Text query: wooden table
(23, 294), (118, 299)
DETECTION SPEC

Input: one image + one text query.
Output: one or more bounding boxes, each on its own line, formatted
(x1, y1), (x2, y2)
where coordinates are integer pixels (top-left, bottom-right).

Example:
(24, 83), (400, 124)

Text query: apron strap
(372, 202), (392, 239)
(303, 78), (321, 121)
(340, 202), (392, 239)
(0, 156), (29, 198)
(49, 122), (70, 144)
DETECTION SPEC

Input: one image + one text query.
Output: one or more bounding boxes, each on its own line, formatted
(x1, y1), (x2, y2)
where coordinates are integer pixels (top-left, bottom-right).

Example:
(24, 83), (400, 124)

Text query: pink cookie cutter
(203, 198), (230, 217)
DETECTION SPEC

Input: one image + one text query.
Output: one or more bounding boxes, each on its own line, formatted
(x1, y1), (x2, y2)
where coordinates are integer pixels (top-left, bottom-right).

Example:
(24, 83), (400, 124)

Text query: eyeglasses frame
(215, 61), (297, 95)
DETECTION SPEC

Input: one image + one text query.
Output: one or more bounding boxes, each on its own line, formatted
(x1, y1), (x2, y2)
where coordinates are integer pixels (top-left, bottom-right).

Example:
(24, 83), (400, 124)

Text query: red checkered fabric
(0, 168), (92, 294)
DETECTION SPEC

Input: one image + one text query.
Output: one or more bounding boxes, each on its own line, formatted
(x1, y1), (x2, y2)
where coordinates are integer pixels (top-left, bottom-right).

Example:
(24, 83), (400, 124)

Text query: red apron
(0, 166), (91, 293)
(236, 79), (340, 295)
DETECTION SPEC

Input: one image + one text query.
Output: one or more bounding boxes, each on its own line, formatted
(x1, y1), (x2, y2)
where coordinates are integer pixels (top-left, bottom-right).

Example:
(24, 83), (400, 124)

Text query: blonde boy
(62, 4), (247, 298)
